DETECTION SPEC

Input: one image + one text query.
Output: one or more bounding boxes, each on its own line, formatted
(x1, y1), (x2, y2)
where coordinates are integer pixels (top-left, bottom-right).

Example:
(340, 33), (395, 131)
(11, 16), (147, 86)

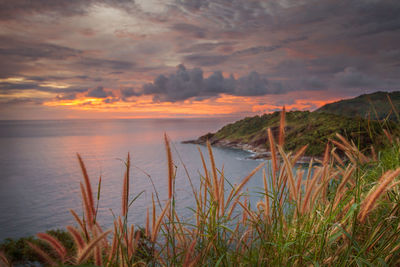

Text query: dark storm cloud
(87, 86), (114, 98)
(141, 64), (284, 102)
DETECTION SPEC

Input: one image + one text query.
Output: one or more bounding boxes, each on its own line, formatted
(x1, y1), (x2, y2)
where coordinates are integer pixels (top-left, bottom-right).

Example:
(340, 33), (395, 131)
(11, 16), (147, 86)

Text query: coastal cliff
(184, 110), (398, 161)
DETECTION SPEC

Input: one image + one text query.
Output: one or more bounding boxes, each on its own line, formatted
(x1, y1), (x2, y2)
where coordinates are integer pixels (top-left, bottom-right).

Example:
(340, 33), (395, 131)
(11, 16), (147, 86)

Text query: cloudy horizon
(0, 0), (399, 119)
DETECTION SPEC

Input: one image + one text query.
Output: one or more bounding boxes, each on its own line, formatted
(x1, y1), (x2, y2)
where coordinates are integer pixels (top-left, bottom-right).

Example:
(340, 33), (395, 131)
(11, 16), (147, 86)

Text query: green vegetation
(199, 110), (399, 156)
(0, 229), (74, 266)
(2, 110), (400, 266)
(316, 91), (400, 120)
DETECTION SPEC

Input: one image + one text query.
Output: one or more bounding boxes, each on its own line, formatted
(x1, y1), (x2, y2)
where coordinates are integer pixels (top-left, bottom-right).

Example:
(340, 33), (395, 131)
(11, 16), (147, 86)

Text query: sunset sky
(0, 0), (399, 119)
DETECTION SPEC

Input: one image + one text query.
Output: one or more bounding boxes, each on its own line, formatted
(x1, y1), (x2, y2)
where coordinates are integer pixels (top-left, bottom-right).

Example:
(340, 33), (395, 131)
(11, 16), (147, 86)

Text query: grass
(316, 91), (400, 120)
(200, 109), (400, 157)
(1, 108), (400, 266)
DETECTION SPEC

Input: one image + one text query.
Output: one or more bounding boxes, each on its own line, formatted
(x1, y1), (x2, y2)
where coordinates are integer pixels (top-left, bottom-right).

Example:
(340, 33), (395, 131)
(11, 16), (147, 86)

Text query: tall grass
(2, 108), (400, 266)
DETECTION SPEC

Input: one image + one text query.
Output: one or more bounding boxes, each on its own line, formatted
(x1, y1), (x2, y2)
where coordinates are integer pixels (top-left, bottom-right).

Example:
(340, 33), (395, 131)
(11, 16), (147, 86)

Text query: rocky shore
(180, 110), (391, 164)
(182, 135), (319, 164)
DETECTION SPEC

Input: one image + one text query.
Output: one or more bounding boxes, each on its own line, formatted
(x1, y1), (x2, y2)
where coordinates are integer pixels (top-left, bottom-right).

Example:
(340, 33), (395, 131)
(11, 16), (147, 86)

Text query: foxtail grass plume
(358, 168), (400, 223)
(122, 153), (130, 217)
(27, 241), (58, 266)
(0, 251), (11, 267)
(164, 133), (174, 199)
(77, 154), (95, 217)
(279, 106), (286, 146)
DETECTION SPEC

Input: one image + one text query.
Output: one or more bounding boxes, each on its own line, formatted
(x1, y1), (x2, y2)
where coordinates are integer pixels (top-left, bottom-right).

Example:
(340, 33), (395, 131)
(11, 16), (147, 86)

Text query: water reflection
(0, 118), (267, 241)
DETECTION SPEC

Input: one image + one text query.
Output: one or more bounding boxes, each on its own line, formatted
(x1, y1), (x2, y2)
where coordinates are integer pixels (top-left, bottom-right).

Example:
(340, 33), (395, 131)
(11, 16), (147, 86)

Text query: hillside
(185, 111), (399, 158)
(315, 91), (400, 119)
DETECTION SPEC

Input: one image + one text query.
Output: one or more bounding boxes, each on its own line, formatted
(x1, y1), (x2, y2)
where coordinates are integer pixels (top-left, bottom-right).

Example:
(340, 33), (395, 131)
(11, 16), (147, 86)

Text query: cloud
(230, 35), (308, 57)
(175, 0), (209, 12)
(233, 45), (282, 56)
(344, 0), (400, 36)
(300, 76), (327, 90)
(234, 72), (280, 96)
(179, 42), (235, 53)
(174, 0), (273, 32)
(183, 54), (229, 66)
(0, 0), (88, 20)
(120, 88), (142, 98)
(0, 0), (137, 21)
(171, 23), (207, 38)
(56, 92), (78, 100)
(0, 37), (81, 60)
(86, 86), (114, 98)
(103, 97), (120, 103)
(0, 34), (136, 84)
(333, 67), (378, 88)
(1, 0), (400, 116)
(141, 64), (284, 102)
(0, 36), (82, 77)
(0, 97), (45, 105)
(0, 82), (43, 91)
(0, 80), (89, 94)
(78, 58), (135, 70)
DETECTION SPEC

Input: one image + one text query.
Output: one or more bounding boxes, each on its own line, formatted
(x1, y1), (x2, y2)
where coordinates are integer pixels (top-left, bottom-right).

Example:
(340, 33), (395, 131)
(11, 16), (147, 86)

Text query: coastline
(182, 138), (321, 164)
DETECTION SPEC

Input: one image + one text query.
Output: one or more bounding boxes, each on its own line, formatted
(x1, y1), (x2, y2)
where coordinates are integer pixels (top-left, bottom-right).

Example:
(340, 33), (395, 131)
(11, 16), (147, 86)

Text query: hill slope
(316, 91), (400, 119)
(185, 111), (398, 158)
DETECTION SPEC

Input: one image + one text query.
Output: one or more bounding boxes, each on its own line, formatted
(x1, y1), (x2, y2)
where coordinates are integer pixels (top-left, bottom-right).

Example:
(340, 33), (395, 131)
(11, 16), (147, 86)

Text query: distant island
(184, 91), (400, 160)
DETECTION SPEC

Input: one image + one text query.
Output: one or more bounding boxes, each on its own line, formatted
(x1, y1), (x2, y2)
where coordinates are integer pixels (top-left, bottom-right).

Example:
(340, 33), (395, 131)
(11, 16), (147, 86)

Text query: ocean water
(0, 118), (268, 241)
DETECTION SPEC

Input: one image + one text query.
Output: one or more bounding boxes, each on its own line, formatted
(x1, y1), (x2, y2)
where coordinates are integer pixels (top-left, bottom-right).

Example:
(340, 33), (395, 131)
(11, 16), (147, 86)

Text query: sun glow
(44, 98), (106, 107)
(40, 93), (338, 119)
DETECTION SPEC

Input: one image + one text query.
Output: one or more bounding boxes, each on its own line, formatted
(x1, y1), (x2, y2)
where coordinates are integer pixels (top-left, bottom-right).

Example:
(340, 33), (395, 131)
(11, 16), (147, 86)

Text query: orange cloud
(41, 91), (342, 119)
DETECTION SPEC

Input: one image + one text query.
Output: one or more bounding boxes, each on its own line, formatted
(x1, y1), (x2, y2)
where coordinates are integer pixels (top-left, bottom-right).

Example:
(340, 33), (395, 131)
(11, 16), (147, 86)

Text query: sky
(0, 0), (399, 119)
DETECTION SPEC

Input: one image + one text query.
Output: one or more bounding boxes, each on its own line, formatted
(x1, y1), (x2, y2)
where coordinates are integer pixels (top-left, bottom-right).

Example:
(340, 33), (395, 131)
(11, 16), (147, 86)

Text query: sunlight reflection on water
(0, 118), (268, 240)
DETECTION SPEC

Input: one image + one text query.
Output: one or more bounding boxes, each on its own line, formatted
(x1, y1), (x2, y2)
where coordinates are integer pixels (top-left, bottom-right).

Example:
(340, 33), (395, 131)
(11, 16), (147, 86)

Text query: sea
(0, 118), (269, 241)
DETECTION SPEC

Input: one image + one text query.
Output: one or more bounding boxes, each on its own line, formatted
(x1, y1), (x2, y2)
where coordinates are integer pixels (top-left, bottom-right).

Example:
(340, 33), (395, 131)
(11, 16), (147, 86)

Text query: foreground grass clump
(0, 229), (74, 266)
(1, 109), (400, 266)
